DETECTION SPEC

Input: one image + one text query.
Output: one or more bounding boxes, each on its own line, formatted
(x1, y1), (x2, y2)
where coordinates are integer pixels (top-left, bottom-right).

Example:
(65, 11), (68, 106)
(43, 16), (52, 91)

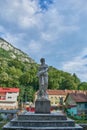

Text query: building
(35, 89), (87, 107)
(0, 88), (19, 110)
(65, 93), (87, 115)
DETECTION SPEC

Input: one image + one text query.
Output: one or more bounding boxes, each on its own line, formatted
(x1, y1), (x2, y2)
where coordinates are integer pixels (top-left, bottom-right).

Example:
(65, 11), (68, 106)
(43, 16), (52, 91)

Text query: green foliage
(26, 86), (35, 102)
(0, 48), (10, 58)
(0, 113), (3, 121)
(48, 67), (80, 90)
(78, 82), (87, 90)
(73, 73), (81, 85)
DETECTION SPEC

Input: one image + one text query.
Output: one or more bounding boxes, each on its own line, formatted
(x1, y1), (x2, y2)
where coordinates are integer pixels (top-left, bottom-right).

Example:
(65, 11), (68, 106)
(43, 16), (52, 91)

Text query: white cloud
(39, 1), (80, 42)
(0, 0), (82, 44)
(62, 48), (87, 81)
(57, 0), (87, 14)
(0, 0), (87, 81)
(68, 0), (87, 13)
(1, 32), (25, 49)
(0, 0), (41, 29)
(28, 40), (42, 53)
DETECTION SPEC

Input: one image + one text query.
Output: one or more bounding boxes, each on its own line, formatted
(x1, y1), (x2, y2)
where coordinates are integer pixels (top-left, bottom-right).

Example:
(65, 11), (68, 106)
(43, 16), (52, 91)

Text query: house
(35, 89), (87, 107)
(0, 87), (19, 110)
(65, 93), (87, 115)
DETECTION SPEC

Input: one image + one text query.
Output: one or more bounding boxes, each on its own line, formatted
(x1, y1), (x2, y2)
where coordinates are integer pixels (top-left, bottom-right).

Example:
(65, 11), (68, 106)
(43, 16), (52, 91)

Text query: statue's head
(40, 58), (45, 63)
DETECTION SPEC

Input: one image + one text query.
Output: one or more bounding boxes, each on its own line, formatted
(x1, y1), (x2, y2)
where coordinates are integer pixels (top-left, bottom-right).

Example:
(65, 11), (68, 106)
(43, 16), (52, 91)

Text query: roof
(46, 89), (86, 96)
(0, 88), (19, 93)
(47, 90), (67, 95)
(66, 93), (87, 103)
(35, 89), (87, 96)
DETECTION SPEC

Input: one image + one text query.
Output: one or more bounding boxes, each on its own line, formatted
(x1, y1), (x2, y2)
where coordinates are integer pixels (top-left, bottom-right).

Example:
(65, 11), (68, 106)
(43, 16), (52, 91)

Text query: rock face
(3, 111), (83, 130)
(0, 38), (35, 63)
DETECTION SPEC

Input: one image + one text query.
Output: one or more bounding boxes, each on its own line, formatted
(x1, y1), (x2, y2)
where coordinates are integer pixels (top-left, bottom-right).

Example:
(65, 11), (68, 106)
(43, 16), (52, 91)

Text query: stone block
(35, 99), (50, 114)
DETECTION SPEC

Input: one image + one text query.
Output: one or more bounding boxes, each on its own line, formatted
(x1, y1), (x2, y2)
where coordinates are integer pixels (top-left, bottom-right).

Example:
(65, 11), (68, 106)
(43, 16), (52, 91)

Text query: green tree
(78, 82), (87, 90)
(73, 73), (81, 85)
(60, 77), (77, 90)
(19, 72), (32, 86)
(0, 72), (9, 86)
(27, 86), (35, 102)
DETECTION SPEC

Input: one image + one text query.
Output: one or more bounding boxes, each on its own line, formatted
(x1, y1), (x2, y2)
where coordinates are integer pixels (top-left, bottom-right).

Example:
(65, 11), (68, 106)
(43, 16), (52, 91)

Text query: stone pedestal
(35, 99), (50, 113)
(3, 111), (83, 130)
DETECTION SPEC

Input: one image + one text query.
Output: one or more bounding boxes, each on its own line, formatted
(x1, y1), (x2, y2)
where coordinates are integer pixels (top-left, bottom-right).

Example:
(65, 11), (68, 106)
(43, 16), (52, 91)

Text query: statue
(37, 58), (48, 100)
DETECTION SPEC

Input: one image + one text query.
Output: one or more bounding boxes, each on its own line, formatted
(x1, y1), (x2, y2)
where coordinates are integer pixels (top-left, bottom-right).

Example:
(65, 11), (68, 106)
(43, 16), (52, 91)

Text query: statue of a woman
(37, 58), (48, 99)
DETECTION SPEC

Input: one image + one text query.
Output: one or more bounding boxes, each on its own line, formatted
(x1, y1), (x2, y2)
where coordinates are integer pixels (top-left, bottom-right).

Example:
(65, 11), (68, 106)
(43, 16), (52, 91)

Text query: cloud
(0, 0), (87, 81)
(0, 0), (80, 34)
(62, 48), (87, 81)
(0, 0), (82, 47)
(1, 32), (25, 49)
(0, 0), (41, 29)
(28, 40), (42, 53)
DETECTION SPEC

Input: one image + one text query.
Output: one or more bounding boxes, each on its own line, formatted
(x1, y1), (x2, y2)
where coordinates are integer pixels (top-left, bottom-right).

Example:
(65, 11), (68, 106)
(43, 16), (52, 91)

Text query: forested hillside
(0, 38), (87, 102)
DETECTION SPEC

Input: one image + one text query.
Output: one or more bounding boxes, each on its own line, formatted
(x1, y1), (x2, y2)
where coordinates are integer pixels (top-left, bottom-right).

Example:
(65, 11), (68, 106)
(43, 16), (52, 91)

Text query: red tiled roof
(47, 90), (67, 95)
(36, 89), (87, 95)
(69, 93), (87, 103)
(0, 88), (19, 93)
(46, 89), (86, 95)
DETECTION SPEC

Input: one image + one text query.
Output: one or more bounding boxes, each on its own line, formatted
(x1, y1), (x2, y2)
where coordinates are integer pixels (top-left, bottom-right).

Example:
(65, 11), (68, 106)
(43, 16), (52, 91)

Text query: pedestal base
(35, 99), (50, 113)
(3, 111), (83, 130)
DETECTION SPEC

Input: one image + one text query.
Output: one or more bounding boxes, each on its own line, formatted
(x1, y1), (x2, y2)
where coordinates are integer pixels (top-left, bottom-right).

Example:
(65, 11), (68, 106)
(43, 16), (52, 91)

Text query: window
(8, 97), (12, 99)
(55, 101), (58, 104)
(85, 103), (87, 108)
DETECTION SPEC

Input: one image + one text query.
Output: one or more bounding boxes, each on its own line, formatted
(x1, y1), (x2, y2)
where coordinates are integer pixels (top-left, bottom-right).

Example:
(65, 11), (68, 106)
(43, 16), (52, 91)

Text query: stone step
(3, 123), (83, 130)
(10, 118), (75, 127)
(2, 111), (83, 130)
(18, 112), (67, 120)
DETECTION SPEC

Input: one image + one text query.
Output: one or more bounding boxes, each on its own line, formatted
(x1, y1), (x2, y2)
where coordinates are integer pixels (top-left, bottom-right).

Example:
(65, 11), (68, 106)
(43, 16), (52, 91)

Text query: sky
(0, 0), (87, 82)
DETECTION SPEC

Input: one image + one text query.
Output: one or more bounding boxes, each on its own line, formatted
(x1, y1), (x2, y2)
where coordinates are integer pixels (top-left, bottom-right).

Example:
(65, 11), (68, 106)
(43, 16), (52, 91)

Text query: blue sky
(0, 0), (87, 82)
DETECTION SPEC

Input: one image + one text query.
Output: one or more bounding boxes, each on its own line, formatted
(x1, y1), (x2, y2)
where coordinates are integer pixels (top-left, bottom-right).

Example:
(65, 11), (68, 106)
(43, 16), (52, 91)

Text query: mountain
(0, 38), (35, 63)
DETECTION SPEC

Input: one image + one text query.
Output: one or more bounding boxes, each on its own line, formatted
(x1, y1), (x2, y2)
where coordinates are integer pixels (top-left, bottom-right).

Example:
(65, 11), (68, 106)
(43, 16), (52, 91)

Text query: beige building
(35, 89), (87, 107)
(0, 88), (19, 110)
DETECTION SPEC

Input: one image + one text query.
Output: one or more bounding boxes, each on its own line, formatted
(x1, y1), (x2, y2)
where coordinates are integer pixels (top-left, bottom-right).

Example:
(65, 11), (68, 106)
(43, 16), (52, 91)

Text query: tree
(0, 72), (9, 86)
(73, 73), (81, 85)
(78, 82), (87, 90)
(48, 66), (60, 89)
(19, 72), (32, 86)
(27, 86), (35, 102)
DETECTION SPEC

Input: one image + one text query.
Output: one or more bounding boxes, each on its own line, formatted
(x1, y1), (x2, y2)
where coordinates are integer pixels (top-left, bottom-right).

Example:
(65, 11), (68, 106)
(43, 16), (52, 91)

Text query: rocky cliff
(0, 38), (35, 63)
